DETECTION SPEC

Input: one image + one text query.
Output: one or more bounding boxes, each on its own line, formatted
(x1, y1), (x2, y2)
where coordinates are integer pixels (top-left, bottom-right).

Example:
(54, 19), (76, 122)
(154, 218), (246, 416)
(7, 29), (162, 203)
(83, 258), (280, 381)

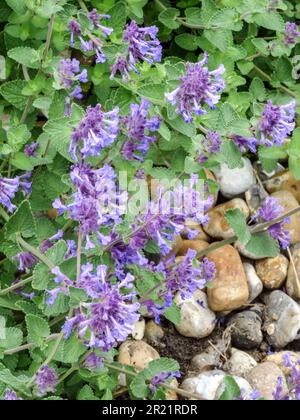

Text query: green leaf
(245, 232), (280, 258)
(10, 152), (34, 171)
(25, 314), (50, 346)
(108, 2), (127, 33)
(254, 11), (284, 31)
(165, 115), (196, 138)
(8, 47), (40, 69)
(219, 376), (241, 401)
(225, 209), (251, 245)
(204, 29), (233, 52)
(0, 327), (23, 350)
(164, 304), (181, 326)
(0, 2), (11, 22)
(159, 8), (181, 30)
(62, 334), (86, 364)
(5, 0), (26, 14)
(0, 80), (28, 110)
(138, 84), (165, 104)
(250, 77), (266, 101)
(32, 240), (68, 290)
(221, 140), (243, 169)
(175, 34), (199, 51)
(7, 124), (31, 151)
(0, 366), (31, 396)
(130, 358), (180, 399)
(77, 385), (98, 401)
(209, 9), (242, 31)
(289, 128), (300, 180)
(5, 200), (36, 239)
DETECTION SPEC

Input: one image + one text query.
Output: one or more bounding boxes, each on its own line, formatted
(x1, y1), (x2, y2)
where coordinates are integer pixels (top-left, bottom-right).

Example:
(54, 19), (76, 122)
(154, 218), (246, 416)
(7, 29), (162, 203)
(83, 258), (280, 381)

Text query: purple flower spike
(70, 104), (119, 160)
(165, 54), (225, 123)
(87, 9), (113, 38)
(110, 56), (133, 81)
(121, 99), (161, 161)
(259, 100), (296, 147)
(35, 366), (58, 397)
(68, 19), (81, 47)
(64, 269), (140, 352)
(123, 20), (162, 67)
(284, 22), (300, 46)
(0, 173), (32, 213)
(253, 197), (291, 249)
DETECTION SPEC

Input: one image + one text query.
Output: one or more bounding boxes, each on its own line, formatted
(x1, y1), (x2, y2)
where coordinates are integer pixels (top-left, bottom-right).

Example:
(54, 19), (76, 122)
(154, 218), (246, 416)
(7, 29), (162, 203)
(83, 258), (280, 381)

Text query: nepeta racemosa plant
(0, 0), (299, 401)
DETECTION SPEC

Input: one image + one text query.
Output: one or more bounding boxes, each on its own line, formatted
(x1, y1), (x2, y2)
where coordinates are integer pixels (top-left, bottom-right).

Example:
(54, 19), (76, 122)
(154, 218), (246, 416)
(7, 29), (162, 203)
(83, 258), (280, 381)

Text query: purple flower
(150, 371), (181, 393)
(46, 266), (73, 305)
(110, 56), (133, 81)
(123, 21), (162, 67)
(253, 197), (291, 249)
(24, 142), (39, 157)
(70, 104), (119, 161)
(2, 389), (22, 400)
(121, 99), (161, 161)
(198, 131), (222, 163)
(164, 249), (216, 300)
(85, 352), (104, 370)
(58, 59), (87, 89)
(87, 9), (113, 38)
(68, 19), (81, 47)
(64, 270), (140, 351)
(284, 22), (300, 46)
(0, 172), (32, 213)
(14, 252), (37, 273)
(259, 100), (296, 147)
(165, 54), (225, 123)
(53, 164), (127, 249)
(65, 240), (77, 260)
(40, 230), (64, 254)
(232, 135), (258, 153)
(35, 366), (58, 397)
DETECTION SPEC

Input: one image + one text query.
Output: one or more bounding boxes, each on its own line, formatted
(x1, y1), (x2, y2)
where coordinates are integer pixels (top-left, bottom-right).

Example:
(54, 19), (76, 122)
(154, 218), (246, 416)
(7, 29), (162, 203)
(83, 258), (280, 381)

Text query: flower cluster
(53, 164), (127, 249)
(110, 21), (162, 80)
(57, 58), (88, 116)
(198, 131), (222, 163)
(0, 172), (32, 213)
(69, 104), (119, 161)
(63, 266), (140, 351)
(35, 366), (58, 397)
(284, 22), (300, 46)
(121, 99), (161, 161)
(165, 54), (225, 123)
(253, 197), (291, 249)
(258, 100), (296, 147)
(68, 12), (112, 63)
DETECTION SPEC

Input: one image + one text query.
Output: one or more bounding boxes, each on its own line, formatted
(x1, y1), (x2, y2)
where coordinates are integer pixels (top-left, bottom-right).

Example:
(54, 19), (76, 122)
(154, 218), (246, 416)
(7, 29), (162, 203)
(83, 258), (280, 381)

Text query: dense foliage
(0, 0), (299, 401)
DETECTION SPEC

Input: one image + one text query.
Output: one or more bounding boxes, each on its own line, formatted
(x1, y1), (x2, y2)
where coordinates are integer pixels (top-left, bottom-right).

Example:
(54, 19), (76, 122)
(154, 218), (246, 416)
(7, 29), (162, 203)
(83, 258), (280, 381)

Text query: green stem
(20, 96), (34, 124)
(104, 362), (202, 400)
(17, 235), (55, 270)
(42, 14), (55, 63)
(0, 277), (33, 296)
(76, 232), (83, 282)
(3, 334), (60, 356)
(77, 0), (89, 12)
(0, 206), (9, 222)
(253, 64), (296, 98)
(154, 0), (205, 30)
(58, 366), (78, 385)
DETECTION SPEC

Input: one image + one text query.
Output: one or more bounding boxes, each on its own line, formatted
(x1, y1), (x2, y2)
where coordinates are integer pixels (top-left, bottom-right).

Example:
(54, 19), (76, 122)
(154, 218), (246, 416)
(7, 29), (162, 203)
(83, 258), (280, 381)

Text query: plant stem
(76, 232), (83, 282)
(104, 362), (202, 400)
(196, 205), (300, 258)
(17, 235), (55, 270)
(0, 206), (9, 222)
(253, 64), (296, 98)
(154, 0), (205, 30)
(57, 366), (78, 385)
(20, 96), (34, 124)
(3, 334), (60, 356)
(0, 277), (33, 296)
(42, 15), (55, 63)
(78, 0), (89, 12)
